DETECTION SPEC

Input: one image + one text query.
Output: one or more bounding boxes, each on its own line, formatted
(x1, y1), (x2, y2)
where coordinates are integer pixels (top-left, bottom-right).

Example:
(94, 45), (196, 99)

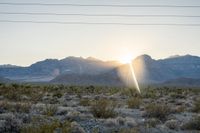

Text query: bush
(127, 97), (142, 109)
(53, 92), (63, 98)
(91, 99), (117, 118)
(145, 103), (171, 121)
(21, 120), (72, 133)
(0, 101), (31, 113)
(79, 98), (91, 106)
(181, 116), (200, 130)
(43, 104), (57, 116)
(119, 128), (139, 133)
(192, 99), (200, 113)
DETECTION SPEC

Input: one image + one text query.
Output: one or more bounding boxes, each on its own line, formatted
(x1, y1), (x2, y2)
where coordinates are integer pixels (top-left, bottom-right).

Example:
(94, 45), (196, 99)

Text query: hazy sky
(0, 0), (200, 66)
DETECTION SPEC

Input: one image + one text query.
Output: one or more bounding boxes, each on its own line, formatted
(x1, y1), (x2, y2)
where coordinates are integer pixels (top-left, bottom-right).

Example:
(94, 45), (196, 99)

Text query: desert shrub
(79, 98), (91, 106)
(145, 103), (171, 121)
(53, 92), (63, 98)
(30, 92), (44, 103)
(173, 106), (185, 113)
(0, 101), (31, 113)
(11, 83), (20, 89)
(21, 120), (72, 133)
(170, 92), (185, 99)
(91, 99), (117, 118)
(3, 86), (20, 101)
(0, 83), (44, 102)
(85, 85), (95, 93)
(122, 88), (139, 97)
(192, 99), (200, 113)
(119, 128), (139, 133)
(43, 104), (57, 116)
(165, 120), (179, 130)
(127, 97), (142, 109)
(145, 118), (161, 128)
(181, 116), (200, 130)
(15, 103), (31, 113)
(141, 89), (158, 99)
(0, 113), (21, 133)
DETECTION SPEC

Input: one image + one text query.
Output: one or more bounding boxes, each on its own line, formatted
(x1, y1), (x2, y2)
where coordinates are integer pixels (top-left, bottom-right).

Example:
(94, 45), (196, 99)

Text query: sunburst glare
(118, 53), (141, 93)
(119, 53), (133, 64)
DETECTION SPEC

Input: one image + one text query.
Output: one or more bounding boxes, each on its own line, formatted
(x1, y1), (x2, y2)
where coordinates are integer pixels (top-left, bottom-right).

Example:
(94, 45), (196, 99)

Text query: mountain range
(0, 54), (200, 86)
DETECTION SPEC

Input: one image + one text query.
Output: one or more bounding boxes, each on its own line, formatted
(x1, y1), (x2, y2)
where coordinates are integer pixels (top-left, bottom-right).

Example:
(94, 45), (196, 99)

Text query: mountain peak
(135, 54), (152, 61)
(167, 54), (199, 59)
(86, 57), (100, 61)
(0, 64), (19, 68)
(61, 56), (84, 61)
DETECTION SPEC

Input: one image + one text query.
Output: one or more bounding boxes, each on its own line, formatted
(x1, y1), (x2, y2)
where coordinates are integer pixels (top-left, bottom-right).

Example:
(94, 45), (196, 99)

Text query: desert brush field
(0, 83), (199, 133)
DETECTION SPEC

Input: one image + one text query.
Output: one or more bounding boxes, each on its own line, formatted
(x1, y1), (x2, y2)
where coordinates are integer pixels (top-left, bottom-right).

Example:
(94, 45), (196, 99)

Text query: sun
(119, 53), (134, 64)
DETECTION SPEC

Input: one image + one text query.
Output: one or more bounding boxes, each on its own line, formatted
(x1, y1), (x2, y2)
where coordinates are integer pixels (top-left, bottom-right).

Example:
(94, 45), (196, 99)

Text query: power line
(0, 20), (200, 26)
(1, 12), (200, 18)
(0, 2), (200, 8)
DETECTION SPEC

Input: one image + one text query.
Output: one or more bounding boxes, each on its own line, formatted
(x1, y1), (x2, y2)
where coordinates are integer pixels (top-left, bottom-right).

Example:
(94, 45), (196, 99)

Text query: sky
(0, 0), (200, 66)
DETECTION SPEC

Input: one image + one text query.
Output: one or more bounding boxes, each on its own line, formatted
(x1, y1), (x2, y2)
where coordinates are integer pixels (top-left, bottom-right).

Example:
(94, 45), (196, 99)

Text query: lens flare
(129, 63), (141, 93)
(118, 54), (141, 93)
(119, 54), (133, 64)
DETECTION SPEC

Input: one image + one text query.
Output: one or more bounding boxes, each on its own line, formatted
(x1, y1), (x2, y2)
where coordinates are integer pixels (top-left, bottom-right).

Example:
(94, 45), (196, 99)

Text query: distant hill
(164, 78), (200, 86)
(51, 54), (200, 86)
(51, 70), (124, 86)
(143, 54), (200, 82)
(0, 76), (12, 83)
(0, 64), (19, 68)
(0, 54), (200, 86)
(0, 57), (120, 82)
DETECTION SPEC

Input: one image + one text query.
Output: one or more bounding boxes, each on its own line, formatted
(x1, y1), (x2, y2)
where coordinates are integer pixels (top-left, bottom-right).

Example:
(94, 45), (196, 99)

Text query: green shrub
(91, 99), (117, 118)
(145, 103), (171, 121)
(127, 97), (142, 109)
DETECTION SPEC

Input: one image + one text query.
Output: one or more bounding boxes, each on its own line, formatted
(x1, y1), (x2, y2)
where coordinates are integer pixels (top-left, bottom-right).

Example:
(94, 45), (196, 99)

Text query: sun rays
(129, 63), (141, 93)
(118, 54), (141, 93)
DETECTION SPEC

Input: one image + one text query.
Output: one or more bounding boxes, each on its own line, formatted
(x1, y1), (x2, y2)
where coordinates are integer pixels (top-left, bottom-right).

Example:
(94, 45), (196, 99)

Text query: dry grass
(43, 104), (57, 116)
(91, 99), (117, 118)
(21, 120), (72, 133)
(0, 101), (31, 113)
(79, 98), (91, 106)
(119, 128), (139, 133)
(127, 97), (142, 109)
(181, 116), (200, 130)
(145, 103), (171, 121)
(192, 99), (200, 113)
